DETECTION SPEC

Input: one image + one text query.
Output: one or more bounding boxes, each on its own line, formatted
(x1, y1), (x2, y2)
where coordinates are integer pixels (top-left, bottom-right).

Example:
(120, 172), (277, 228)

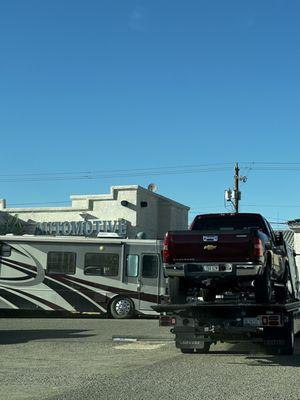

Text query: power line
(0, 164), (232, 183)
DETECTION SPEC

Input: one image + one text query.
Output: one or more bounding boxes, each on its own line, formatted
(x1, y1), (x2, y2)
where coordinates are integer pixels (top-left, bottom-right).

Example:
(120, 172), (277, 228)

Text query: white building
(0, 185), (189, 240)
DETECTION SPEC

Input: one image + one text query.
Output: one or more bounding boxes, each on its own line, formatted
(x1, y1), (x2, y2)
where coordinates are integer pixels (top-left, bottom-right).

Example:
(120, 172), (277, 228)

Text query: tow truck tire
(109, 296), (135, 319)
(280, 319), (295, 355)
(168, 277), (187, 304)
(255, 263), (272, 303)
(281, 328), (294, 355)
(264, 320), (294, 355)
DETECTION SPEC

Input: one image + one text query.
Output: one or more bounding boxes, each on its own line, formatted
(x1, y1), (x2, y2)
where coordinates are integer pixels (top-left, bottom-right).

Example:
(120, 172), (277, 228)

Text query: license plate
(203, 265), (219, 272)
(243, 317), (260, 327)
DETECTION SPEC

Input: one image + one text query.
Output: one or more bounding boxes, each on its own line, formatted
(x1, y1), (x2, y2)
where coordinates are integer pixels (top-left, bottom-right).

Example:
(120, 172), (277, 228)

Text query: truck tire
(264, 325), (294, 355)
(255, 263), (272, 303)
(274, 285), (288, 304)
(168, 277), (187, 304)
(280, 327), (295, 355)
(274, 264), (289, 304)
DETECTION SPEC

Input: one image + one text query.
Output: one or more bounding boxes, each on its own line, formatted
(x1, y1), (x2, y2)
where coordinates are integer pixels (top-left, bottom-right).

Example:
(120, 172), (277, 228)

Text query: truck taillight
(252, 237), (263, 257)
(163, 232), (171, 263)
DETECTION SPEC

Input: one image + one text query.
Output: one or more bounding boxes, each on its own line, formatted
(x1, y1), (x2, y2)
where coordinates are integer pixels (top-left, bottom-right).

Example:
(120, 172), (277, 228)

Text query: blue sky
(0, 0), (300, 226)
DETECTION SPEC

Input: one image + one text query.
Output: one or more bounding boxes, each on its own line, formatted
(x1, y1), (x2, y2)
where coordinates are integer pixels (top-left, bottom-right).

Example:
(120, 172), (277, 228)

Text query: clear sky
(0, 0), (300, 227)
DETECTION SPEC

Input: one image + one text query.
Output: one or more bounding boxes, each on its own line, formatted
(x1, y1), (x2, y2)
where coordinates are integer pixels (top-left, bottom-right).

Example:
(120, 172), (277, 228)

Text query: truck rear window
(192, 216), (266, 233)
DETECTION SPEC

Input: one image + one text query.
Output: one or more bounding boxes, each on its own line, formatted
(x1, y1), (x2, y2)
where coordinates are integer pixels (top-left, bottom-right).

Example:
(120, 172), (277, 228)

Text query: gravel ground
(0, 318), (299, 400)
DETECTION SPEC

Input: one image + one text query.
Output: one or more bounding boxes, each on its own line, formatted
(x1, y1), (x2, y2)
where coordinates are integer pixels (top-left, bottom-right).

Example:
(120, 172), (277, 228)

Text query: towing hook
(170, 328), (174, 334)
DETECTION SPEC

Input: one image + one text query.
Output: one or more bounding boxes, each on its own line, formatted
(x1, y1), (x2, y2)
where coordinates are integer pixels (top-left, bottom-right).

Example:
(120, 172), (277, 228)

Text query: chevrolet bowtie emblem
(204, 245), (217, 251)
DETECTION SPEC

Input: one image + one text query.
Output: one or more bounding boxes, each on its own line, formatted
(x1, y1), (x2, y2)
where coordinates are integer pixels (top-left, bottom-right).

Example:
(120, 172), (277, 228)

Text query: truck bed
(153, 300), (300, 314)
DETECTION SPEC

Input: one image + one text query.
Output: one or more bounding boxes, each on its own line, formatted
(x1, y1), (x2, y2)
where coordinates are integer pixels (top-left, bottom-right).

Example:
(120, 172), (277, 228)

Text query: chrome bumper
(164, 263), (262, 278)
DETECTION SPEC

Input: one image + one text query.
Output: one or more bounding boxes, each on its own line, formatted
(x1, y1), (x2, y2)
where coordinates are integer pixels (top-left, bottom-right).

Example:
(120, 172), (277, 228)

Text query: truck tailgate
(169, 230), (252, 263)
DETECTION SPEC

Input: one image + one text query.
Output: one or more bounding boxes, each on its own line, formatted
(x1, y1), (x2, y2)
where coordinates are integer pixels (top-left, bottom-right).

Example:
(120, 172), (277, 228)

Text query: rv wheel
(109, 296), (135, 319)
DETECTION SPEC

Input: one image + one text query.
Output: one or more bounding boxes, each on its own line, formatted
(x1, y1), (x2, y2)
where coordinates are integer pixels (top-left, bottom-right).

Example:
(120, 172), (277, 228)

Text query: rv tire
(109, 296), (135, 319)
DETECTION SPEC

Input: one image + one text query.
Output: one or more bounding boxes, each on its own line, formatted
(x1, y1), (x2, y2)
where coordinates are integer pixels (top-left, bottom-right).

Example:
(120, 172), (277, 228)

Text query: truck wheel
(168, 277), (187, 304)
(280, 327), (294, 355)
(264, 321), (294, 355)
(274, 285), (288, 304)
(274, 264), (289, 303)
(202, 288), (216, 302)
(109, 296), (135, 319)
(255, 263), (272, 303)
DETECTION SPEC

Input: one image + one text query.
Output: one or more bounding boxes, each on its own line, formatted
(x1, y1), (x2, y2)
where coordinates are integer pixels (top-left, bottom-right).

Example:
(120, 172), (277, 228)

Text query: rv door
(138, 253), (159, 310)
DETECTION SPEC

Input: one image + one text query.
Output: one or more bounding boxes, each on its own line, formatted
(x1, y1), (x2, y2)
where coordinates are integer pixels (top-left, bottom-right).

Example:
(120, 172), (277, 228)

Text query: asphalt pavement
(0, 317), (299, 400)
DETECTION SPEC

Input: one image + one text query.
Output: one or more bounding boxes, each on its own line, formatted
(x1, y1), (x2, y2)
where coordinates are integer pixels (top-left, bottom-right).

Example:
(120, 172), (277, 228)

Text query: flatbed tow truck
(153, 245), (300, 355)
(153, 299), (300, 355)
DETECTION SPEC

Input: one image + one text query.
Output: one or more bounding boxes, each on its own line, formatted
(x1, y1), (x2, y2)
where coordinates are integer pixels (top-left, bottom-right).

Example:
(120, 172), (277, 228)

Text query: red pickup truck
(163, 213), (289, 304)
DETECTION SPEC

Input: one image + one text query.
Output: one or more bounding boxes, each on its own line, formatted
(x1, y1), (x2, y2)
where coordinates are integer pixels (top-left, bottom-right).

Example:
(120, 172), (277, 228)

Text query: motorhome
(0, 235), (165, 318)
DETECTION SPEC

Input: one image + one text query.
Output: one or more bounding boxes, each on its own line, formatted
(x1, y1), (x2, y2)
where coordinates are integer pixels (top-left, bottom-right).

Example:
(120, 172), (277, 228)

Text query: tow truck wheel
(255, 263), (272, 303)
(264, 323), (294, 355)
(109, 296), (135, 319)
(168, 277), (187, 304)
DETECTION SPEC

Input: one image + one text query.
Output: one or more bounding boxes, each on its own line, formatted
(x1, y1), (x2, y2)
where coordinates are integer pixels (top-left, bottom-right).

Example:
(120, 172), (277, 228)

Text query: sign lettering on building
(35, 219), (127, 237)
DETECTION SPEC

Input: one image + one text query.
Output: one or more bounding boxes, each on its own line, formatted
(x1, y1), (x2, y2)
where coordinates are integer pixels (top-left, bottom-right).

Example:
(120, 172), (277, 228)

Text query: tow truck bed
(153, 301), (300, 355)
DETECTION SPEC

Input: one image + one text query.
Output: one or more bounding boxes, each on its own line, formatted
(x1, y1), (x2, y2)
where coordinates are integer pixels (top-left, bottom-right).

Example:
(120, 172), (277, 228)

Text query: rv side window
(84, 253), (119, 276)
(142, 255), (158, 279)
(0, 244), (11, 257)
(126, 255), (139, 277)
(47, 252), (76, 275)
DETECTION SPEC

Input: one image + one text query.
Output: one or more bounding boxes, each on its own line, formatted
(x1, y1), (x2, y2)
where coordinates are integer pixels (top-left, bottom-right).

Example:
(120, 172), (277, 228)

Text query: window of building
(84, 253), (119, 276)
(142, 255), (158, 279)
(47, 252), (76, 274)
(126, 255), (139, 277)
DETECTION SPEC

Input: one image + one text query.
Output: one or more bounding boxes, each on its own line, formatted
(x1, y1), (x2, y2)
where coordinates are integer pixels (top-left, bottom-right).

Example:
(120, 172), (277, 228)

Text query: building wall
(0, 185), (189, 239)
(292, 231), (300, 268)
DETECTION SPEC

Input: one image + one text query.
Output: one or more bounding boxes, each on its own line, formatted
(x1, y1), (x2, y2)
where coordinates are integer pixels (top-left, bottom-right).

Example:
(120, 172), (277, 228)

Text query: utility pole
(234, 162), (240, 213)
(224, 162), (245, 213)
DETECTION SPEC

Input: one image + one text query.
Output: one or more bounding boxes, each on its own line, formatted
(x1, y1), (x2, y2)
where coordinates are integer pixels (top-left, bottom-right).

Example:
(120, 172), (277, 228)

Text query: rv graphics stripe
(53, 275), (107, 312)
(7, 287), (66, 311)
(1, 259), (101, 312)
(0, 288), (44, 310)
(42, 277), (102, 312)
(0, 260), (36, 281)
(0, 258), (37, 272)
(61, 275), (158, 303)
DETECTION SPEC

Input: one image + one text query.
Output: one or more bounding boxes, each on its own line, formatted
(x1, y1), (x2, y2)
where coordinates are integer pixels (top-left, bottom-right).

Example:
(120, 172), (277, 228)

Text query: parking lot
(0, 316), (299, 400)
